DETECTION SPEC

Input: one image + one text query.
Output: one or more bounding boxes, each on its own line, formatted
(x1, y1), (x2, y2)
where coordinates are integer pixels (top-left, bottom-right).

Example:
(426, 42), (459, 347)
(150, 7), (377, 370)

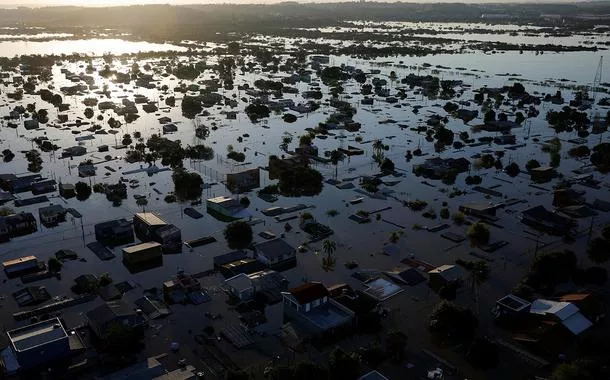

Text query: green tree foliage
(103, 323), (143, 358)
(525, 250), (577, 294)
(587, 237), (610, 264)
(386, 330), (408, 363)
(591, 143), (610, 173)
(223, 221), (253, 250)
(526, 159), (541, 170)
(550, 359), (610, 380)
(467, 222), (490, 247)
(278, 166), (323, 197)
(329, 347), (361, 380)
(429, 301), (478, 344)
(505, 162), (520, 177)
(171, 169), (202, 202)
(75, 181), (92, 201)
(47, 257), (62, 273)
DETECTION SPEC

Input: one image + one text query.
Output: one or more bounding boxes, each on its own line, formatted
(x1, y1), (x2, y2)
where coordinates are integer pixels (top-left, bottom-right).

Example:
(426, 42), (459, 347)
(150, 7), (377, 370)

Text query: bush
(172, 169), (203, 202)
(585, 267), (608, 286)
(526, 159), (541, 170)
(467, 222), (490, 246)
(429, 301), (478, 344)
(224, 221), (253, 250)
(453, 212), (465, 225)
(47, 257), (62, 272)
(239, 197), (250, 208)
(75, 181), (92, 201)
(466, 338), (499, 369)
(440, 208), (450, 219)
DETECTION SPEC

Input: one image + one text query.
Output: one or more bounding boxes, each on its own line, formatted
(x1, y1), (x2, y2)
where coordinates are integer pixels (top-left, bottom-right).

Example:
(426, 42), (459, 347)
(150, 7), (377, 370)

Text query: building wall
(15, 336), (70, 369)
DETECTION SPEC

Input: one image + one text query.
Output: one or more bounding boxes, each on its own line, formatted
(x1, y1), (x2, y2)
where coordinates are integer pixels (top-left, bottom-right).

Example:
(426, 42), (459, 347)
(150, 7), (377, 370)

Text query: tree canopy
(223, 221), (253, 250)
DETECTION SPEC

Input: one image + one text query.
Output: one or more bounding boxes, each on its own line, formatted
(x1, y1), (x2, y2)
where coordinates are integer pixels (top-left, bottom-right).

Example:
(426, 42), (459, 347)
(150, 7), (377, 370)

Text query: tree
(372, 139), (384, 163)
(329, 348), (360, 380)
(292, 361), (329, 380)
(550, 359), (610, 380)
(172, 169), (202, 202)
(329, 150), (345, 179)
(587, 237), (610, 264)
(104, 323), (143, 358)
(278, 166), (323, 197)
(484, 109), (496, 124)
(386, 330), (408, 363)
(505, 162), (520, 177)
(225, 370), (249, 380)
(526, 159), (541, 170)
(466, 338), (499, 369)
(380, 158), (395, 172)
(224, 221), (253, 250)
(467, 222), (490, 247)
(75, 181), (92, 201)
(429, 301), (478, 344)
(322, 239), (337, 272)
(47, 257), (62, 273)
(389, 231), (401, 244)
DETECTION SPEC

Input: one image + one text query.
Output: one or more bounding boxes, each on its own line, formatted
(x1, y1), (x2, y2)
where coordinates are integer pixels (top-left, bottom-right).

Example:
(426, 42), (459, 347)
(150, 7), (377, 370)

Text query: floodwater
(0, 23), (609, 360)
(0, 38), (187, 57)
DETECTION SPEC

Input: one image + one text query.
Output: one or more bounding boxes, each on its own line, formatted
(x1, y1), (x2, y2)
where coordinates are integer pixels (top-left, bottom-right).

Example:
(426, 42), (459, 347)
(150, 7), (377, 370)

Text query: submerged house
(85, 300), (145, 339)
(413, 157), (470, 178)
(226, 168), (261, 194)
(151, 224), (182, 253)
(0, 213), (37, 240)
(2, 317), (85, 375)
(133, 212), (167, 241)
(94, 218), (134, 246)
(282, 282), (355, 337)
(206, 196), (249, 219)
(253, 238), (297, 269)
(39, 205), (67, 227)
(521, 205), (576, 235)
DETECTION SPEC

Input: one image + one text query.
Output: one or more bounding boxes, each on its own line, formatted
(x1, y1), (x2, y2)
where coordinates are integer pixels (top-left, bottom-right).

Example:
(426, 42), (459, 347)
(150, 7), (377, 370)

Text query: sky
(1, 0), (594, 7)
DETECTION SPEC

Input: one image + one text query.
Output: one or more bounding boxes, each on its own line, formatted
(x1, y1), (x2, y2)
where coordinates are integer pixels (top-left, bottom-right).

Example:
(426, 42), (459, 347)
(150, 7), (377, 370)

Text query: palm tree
(389, 231), (401, 244)
(322, 239), (337, 272)
(329, 150), (345, 179)
(465, 261), (489, 315)
(372, 139), (383, 160)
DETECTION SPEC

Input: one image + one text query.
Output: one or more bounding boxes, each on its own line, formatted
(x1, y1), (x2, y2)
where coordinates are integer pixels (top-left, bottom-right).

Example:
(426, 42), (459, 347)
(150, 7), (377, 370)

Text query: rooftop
(87, 300), (136, 327)
(363, 278), (404, 301)
(300, 300), (354, 331)
(135, 212), (167, 226)
(8, 317), (68, 352)
(497, 294), (531, 312)
(3, 255), (38, 267)
(253, 238), (296, 260)
(290, 282), (329, 304)
(123, 242), (162, 254)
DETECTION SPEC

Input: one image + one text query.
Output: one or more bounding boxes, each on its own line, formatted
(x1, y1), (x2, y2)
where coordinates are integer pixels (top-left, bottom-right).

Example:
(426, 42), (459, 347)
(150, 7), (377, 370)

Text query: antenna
(591, 56), (603, 104)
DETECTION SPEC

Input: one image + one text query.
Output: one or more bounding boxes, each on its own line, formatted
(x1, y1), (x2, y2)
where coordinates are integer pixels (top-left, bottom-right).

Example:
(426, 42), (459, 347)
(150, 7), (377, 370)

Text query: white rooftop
(530, 299), (593, 335)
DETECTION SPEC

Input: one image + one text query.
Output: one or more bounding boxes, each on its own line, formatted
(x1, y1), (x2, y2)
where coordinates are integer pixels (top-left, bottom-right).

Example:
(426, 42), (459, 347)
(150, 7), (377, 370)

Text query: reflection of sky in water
(0, 26), (608, 312)
(0, 33), (74, 40)
(0, 38), (186, 57)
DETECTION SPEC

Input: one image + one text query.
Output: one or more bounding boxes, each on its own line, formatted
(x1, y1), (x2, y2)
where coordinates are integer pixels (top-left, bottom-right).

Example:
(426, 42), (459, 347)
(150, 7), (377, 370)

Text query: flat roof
(3, 255), (38, 267)
(301, 301), (353, 330)
(363, 278), (404, 301)
(8, 318), (68, 352)
(135, 213), (167, 226)
(123, 242), (161, 254)
(497, 294), (531, 312)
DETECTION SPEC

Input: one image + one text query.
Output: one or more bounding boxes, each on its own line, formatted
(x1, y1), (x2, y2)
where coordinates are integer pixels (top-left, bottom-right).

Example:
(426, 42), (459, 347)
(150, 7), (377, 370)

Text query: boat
(349, 197), (364, 205)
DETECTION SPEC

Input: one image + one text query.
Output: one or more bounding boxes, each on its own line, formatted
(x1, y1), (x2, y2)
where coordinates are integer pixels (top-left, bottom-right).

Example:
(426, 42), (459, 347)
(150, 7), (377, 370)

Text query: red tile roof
(290, 282), (329, 304)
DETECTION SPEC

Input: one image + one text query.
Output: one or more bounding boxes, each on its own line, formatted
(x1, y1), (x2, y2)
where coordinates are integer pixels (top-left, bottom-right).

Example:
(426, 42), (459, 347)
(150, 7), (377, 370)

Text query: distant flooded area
(0, 3), (610, 379)
(0, 38), (187, 57)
